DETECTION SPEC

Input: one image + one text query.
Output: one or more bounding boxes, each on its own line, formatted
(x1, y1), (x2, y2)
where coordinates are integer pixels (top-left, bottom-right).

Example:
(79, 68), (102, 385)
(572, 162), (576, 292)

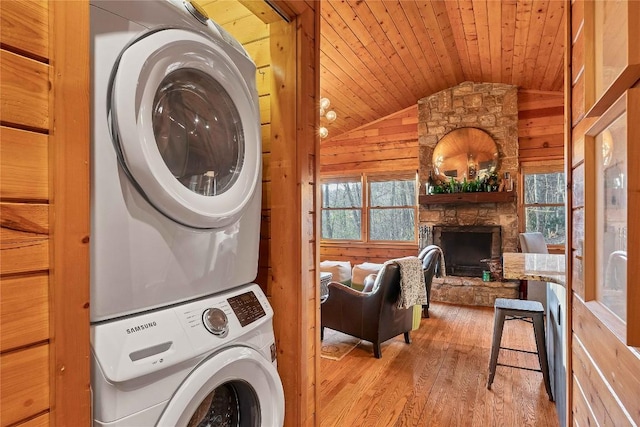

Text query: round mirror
(432, 128), (499, 181)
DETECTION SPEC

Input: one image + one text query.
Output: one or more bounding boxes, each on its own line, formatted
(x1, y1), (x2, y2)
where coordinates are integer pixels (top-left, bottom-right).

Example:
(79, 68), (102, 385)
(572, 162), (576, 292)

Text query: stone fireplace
(418, 82), (520, 306)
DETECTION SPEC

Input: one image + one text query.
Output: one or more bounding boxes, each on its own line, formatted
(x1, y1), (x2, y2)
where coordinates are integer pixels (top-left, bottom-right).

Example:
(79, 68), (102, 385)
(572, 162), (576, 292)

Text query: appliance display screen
(227, 292), (265, 327)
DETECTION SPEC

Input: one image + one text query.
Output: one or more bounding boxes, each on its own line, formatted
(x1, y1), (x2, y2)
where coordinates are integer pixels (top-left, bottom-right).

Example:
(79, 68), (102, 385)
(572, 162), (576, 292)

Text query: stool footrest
(496, 362), (542, 373)
(499, 346), (538, 355)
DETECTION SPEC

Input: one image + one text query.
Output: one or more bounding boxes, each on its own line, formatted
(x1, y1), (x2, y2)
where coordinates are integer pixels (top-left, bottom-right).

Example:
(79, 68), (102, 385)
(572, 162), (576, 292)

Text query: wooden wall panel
(0, 1), (91, 425)
(268, 2), (320, 425)
(0, 0), (49, 61)
(321, 244), (417, 265)
(0, 50), (49, 131)
(572, 297), (640, 423)
(0, 203), (49, 275)
(0, 273), (49, 352)
(518, 89), (565, 161)
(0, 344), (49, 427)
(0, 127), (49, 201)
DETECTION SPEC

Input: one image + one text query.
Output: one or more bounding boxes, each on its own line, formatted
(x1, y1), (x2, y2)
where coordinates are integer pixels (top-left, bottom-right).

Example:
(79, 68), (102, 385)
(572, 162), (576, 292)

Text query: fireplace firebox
(433, 225), (502, 277)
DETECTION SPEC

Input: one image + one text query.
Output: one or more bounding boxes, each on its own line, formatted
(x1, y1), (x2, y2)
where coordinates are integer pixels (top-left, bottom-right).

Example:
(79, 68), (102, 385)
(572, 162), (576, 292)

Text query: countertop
(502, 252), (566, 286)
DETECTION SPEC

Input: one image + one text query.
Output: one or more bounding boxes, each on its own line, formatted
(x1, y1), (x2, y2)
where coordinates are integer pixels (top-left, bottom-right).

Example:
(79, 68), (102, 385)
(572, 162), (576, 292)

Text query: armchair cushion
(320, 260), (352, 286)
(351, 262), (384, 290)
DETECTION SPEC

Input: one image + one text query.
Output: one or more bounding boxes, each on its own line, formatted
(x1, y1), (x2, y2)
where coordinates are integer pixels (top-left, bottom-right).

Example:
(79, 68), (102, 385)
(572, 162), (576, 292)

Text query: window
(521, 162), (566, 246)
(321, 174), (417, 243)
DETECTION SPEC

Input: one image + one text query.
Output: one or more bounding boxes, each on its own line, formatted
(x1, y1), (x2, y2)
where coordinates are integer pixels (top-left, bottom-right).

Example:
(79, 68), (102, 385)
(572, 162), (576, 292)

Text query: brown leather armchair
(418, 245), (442, 318)
(320, 262), (413, 358)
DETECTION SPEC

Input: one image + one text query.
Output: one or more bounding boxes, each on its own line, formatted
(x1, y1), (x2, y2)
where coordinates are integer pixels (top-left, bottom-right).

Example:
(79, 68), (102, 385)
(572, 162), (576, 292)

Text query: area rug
(321, 329), (361, 361)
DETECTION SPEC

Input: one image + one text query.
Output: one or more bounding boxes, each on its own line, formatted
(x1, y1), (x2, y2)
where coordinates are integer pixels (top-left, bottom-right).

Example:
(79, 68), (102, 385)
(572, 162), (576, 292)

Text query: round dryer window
(110, 29), (261, 229)
(153, 68), (244, 197)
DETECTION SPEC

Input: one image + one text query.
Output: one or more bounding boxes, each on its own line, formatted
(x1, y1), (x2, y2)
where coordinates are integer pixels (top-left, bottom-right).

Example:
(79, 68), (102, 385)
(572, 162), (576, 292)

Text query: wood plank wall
(518, 89), (565, 161)
(319, 106), (420, 264)
(569, 1), (640, 426)
(0, 1), (91, 426)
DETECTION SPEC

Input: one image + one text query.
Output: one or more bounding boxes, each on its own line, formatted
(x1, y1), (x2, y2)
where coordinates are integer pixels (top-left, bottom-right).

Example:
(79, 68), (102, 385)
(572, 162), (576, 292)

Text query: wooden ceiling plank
(458, 0), (483, 83)
(319, 62), (378, 131)
(363, 1), (427, 93)
(385, 1), (442, 95)
(471, 0), (492, 82)
(500, 0), (518, 85)
(487, 0), (503, 84)
(320, 23), (393, 113)
(443, 0), (473, 83)
(348, 1), (423, 96)
(534, 1), (564, 90)
(521, 0), (549, 89)
(325, 1), (414, 106)
(540, 4), (566, 91)
(415, 1), (459, 88)
(511, 0), (534, 88)
(429, 1), (467, 85)
(321, 5), (410, 115)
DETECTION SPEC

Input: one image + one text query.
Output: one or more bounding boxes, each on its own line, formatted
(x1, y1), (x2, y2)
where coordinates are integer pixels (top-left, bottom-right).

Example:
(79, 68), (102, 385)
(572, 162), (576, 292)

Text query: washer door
(111, 29), (260, 229)
(157, 347), (284, 427)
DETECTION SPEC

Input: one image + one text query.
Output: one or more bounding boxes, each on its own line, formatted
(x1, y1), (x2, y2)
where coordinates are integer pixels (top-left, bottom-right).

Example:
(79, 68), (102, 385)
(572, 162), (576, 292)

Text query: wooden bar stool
(487, 298), (554, 401)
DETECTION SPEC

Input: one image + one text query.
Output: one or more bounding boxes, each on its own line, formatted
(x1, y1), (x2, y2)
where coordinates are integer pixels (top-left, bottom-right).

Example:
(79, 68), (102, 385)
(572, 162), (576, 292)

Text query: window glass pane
(153, 68), (244, 196)
(596, 112), (627, 321)
(369, 208), (415, 241)
(523, 172), (566, 204)
(321, 181), (362, 208)
(322, 210), (362, 240)
(525, 206), (566, 245)
(370, 179), (415, 207)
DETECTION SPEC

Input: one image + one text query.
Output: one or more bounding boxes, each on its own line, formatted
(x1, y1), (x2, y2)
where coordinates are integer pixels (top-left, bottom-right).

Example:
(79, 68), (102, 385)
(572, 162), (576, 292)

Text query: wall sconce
(319, 97), (337, 139)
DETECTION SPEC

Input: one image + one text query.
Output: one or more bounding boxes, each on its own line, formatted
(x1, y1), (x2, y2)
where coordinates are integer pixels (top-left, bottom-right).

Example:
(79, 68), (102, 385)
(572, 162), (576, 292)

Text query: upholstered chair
(320, 262), (413, 358)
(519, 232), (548, 310)
(418, 245), (442, 318)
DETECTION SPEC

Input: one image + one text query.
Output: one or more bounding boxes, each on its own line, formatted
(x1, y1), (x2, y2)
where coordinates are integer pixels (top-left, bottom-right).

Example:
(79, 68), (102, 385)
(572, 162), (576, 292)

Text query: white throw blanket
(387, 256), (427, 309)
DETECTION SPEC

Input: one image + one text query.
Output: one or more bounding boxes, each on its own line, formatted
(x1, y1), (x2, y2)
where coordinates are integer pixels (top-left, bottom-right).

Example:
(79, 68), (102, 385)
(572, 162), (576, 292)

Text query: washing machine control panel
(227, 291), (266, 327)
(202, 308), (228, 336)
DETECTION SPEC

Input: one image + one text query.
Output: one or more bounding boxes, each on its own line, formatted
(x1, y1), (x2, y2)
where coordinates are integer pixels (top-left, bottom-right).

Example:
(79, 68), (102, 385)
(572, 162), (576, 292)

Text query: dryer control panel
(227, 291), (266, 327)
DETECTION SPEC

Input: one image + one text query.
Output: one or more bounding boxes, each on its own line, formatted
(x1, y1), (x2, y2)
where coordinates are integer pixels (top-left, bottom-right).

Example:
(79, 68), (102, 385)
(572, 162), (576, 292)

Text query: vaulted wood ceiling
(320, 1), (566, 138)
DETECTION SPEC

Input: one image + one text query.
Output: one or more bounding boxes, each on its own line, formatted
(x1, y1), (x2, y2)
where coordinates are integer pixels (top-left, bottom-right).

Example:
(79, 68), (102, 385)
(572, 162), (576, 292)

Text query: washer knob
(203, 308), (228, 336)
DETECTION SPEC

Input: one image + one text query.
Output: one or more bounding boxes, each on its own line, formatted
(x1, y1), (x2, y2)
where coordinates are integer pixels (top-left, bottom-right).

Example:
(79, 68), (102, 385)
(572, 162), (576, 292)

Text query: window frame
(320, 172), (418, 244)
(518, 160), (566, 252)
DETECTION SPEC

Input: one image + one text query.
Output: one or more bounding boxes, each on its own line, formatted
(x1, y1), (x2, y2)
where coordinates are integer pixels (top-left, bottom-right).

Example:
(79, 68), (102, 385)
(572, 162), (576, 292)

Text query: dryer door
(111, 29), (260, 229)
(157, 347), (284, 427)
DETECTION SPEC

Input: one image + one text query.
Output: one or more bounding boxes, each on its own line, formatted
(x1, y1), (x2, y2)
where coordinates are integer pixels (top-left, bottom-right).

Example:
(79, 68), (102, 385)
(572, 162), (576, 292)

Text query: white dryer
(92, 283), (284, 426)
(90, 0), (263, 322)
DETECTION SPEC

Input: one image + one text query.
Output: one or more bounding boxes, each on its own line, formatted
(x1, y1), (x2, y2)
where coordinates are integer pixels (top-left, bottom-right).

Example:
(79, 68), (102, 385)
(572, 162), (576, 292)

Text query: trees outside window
(321, 174), (417, 243)
(521, 162), (566, 246)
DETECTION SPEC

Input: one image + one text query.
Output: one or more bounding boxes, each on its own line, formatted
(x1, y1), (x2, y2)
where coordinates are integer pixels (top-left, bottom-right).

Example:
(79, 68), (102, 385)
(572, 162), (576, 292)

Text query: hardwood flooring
(320, 303), (559, 426)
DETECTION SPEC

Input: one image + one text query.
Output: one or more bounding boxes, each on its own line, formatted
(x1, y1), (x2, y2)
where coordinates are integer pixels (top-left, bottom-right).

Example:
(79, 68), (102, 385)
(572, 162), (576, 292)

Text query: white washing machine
(92, 283), (284, 426)
(90, 0), (263, 322)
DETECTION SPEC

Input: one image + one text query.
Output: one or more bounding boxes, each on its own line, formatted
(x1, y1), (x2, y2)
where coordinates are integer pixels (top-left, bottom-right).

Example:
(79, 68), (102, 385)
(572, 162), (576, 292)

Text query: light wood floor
(320, 302), (559, 427)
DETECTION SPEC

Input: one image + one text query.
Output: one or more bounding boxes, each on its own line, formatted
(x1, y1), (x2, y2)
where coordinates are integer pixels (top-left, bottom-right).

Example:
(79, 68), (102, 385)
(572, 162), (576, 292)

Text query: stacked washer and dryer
(90, 1), (284, 425)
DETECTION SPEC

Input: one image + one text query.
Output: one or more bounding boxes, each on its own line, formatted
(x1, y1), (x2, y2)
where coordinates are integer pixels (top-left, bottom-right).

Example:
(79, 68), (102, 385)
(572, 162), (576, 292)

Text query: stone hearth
(418, 82), (520, 306)
(431, 276), (519, 307)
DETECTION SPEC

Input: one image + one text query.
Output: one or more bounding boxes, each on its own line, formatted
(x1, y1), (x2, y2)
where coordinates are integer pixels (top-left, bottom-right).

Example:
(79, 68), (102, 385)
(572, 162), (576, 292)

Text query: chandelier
(319, 97), (337, 139)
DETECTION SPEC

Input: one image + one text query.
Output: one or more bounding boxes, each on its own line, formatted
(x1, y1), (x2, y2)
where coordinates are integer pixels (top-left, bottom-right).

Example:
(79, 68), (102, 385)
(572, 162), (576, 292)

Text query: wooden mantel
(419, 191), (516, 205)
